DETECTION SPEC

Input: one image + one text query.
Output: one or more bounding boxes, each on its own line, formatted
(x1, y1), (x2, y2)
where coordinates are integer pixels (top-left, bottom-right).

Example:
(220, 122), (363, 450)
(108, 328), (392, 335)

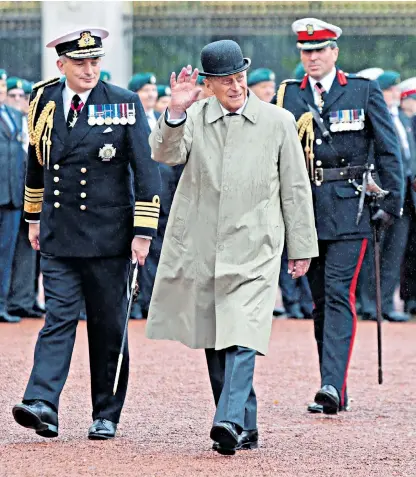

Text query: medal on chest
(99, 143), (116, 161)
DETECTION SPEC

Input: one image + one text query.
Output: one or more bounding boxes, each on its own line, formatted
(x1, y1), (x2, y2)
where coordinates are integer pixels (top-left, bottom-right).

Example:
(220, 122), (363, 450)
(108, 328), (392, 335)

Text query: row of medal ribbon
(329, 108), (365, 132)
(88, 103), (136, 126)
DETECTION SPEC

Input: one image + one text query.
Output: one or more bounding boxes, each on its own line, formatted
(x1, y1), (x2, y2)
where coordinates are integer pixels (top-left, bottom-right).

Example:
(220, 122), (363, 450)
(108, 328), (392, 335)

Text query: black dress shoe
(272, 306), (285, 317)
(8, 308), (43, 319)
(361, 312), (377, 322)
(12, 400), (58, 437)
(285, 303), (304, 319)
(0, 312), (21, 323)
(88, 418), (117, 440)
(236, 429), (258, 450)
(383, 311), (410, 323)
(307, 401), (351, 414)
(213, 429), (258, 451)
(33, 302), (46, 314)
(314, 385), (340, 415)
(210, 421), (240, 455)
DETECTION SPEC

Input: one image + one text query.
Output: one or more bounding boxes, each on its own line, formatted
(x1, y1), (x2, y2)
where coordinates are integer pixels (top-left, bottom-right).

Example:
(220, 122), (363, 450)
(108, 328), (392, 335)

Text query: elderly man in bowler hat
(146, 39), (318, 455)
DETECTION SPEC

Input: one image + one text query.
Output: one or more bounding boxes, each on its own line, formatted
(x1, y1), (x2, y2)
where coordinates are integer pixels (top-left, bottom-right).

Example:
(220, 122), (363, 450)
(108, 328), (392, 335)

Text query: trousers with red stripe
(307, 239), (367, 407)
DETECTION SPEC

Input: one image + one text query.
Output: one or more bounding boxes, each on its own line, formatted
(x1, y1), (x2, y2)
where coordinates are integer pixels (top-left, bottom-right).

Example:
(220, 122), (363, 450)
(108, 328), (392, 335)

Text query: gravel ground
(0, 318), (415, 477)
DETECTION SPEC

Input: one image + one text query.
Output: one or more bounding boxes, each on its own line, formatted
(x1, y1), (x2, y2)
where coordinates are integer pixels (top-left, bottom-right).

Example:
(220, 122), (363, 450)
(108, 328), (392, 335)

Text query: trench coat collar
(206, 93), (259, 125)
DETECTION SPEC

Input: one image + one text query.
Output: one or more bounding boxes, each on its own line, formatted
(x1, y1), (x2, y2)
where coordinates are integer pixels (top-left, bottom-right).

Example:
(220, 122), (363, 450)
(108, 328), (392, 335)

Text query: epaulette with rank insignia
(32, 77), (61, 90)
(275, 79), (300, 108)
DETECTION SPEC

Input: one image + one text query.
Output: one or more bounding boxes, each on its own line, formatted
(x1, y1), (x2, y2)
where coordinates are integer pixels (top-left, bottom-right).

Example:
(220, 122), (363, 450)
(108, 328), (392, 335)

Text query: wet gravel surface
(1, 318), (415, 477)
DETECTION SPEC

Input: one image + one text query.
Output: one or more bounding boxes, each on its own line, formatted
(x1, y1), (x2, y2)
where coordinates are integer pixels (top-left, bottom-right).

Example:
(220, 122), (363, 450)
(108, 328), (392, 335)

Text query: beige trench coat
(146, 93), (318, 355)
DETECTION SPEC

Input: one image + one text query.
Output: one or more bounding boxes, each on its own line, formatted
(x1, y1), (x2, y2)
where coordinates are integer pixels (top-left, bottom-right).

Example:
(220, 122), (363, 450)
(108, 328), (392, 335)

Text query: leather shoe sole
(88, 432), (114, 440)
(12, 405), (58, 438)
(314, 389), (339, 415)
(210, 424), (238, 456)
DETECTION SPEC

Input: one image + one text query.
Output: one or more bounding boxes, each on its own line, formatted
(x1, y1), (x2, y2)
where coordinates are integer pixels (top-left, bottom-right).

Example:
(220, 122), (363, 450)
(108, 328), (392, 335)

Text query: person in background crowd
(100, 70), (111, 82)
(360, 71), (416, 322)
(277, 19), (403, 414)
(293, 62), (306, 80)
(146, 39), (318, 455)
(0, 69), (26, 323)
(155, 84), (171, 113)
(128, 72), (158, 129)
(398, 78), (416, 314)
(196, 74), (214, 100)
(7, 76), (42, 320)
(6, 77), (25, 111)
(12, 27), (162, 440)
(247, 68), (276, 103)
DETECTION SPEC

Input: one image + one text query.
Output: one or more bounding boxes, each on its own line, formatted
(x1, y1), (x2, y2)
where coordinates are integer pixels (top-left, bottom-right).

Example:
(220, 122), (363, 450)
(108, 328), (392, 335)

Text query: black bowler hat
(199, 40), (251, 77)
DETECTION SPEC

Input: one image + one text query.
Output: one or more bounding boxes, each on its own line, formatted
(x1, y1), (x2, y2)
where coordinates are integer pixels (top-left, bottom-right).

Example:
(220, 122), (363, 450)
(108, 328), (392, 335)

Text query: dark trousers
(205, 346), (257, 431)
(23, 254), (130, 423)
(8, 220), (37, 313)
(400, 206), (416, 305)
(360, 197), (411, 314)
(0, 207), (21, 314)
(307, 239), (367, 406)
(137, 222), (166, 314)
(279, 246), (313, 315)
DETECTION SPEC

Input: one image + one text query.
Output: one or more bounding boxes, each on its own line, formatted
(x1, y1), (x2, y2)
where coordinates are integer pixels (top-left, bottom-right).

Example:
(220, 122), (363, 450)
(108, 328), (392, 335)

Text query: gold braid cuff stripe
(24, 201), (42, 214)
(134, 216), (158, 229)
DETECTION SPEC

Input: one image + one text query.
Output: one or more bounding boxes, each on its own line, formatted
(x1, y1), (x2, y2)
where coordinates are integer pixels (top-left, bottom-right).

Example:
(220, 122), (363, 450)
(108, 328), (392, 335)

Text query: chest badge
(99, 144), (116, 161)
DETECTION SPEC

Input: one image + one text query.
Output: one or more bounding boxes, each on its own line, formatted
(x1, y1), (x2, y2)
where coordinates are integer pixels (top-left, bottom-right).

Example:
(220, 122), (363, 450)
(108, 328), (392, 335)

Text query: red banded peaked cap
(292, 18), (342, 50)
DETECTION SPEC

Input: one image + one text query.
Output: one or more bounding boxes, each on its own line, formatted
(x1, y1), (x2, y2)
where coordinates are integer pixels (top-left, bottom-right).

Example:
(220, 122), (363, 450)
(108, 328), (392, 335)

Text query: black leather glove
(371, 209), (394, 228)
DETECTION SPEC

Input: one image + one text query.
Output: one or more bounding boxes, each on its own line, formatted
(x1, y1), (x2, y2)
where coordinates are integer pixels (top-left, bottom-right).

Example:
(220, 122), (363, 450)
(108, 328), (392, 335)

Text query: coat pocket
(333, 183), (370, 236)
(171, 193), (190, 244)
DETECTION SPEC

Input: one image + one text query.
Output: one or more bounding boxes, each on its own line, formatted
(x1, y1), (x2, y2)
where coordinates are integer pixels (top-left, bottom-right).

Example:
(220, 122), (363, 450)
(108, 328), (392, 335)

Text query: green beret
(196, 75), (205, 85)
(100, 70), (111, 82)
(60, 76), (66, 83)
(128, 72), (157, 92)
(157, 84), (171, 99)
(22, 80), (34, 95)
(248, 68), (276, 86)
(0, 69), (7, 81)
(293, 63), (306, 80)
(377, 70), (401, 90)
(6, 77), (24, 91)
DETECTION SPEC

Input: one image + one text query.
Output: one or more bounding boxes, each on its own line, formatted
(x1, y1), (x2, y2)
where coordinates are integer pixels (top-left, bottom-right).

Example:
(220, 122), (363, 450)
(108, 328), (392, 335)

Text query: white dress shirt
(62, 83), (92, 120)
(145, 109), (158, 130)
(308, 67), (337, 106)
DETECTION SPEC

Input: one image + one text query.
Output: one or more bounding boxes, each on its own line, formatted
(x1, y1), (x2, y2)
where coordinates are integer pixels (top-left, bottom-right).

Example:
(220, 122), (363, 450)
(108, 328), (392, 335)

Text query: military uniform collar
(308, 67), (337, 93)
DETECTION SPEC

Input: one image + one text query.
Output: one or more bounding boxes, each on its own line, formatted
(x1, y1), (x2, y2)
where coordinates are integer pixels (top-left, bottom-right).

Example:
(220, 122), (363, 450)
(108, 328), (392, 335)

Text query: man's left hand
(131, 237), (151, 266)
(288, 258), (311, 279)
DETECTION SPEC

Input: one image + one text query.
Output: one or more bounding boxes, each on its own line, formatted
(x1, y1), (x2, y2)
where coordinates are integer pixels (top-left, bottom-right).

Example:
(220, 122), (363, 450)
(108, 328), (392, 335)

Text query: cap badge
(17, 80), (23, 89)
(306, 24), (314, 36)
(78, 31), (96, 48)
(99, 144), (116, 161)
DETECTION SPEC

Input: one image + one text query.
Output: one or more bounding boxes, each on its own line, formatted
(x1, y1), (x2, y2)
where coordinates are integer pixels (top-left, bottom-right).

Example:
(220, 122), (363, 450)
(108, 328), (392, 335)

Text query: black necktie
(314, 82), (326, 112)
(226, 112), (239, 116)
(66, 94), (83, 130)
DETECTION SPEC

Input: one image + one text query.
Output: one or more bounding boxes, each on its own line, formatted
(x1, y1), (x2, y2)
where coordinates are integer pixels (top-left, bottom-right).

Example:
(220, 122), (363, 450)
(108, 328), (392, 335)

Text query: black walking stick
(357, 167), (389, 385)
(113, 261), (139, 395)
(372, 212), (383, 385)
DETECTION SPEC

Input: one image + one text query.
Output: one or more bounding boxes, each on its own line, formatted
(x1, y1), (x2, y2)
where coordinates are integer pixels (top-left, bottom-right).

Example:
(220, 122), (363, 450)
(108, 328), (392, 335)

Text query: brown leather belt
(314, 165), (367, 186)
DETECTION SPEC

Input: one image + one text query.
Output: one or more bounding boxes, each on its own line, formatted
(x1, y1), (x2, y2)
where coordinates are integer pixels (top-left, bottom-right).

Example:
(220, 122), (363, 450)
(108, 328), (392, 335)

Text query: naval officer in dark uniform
(276, 18), (403, 414)
(12, 27), (162, 439)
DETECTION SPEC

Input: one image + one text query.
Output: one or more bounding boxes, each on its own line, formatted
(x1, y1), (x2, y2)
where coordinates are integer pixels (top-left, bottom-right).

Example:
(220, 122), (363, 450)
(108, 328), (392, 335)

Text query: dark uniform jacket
(24, 79), (162, 257)
(276, 71), (403, 240)
(0, 105), (25, 208)
(397, 109), (416, 208)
